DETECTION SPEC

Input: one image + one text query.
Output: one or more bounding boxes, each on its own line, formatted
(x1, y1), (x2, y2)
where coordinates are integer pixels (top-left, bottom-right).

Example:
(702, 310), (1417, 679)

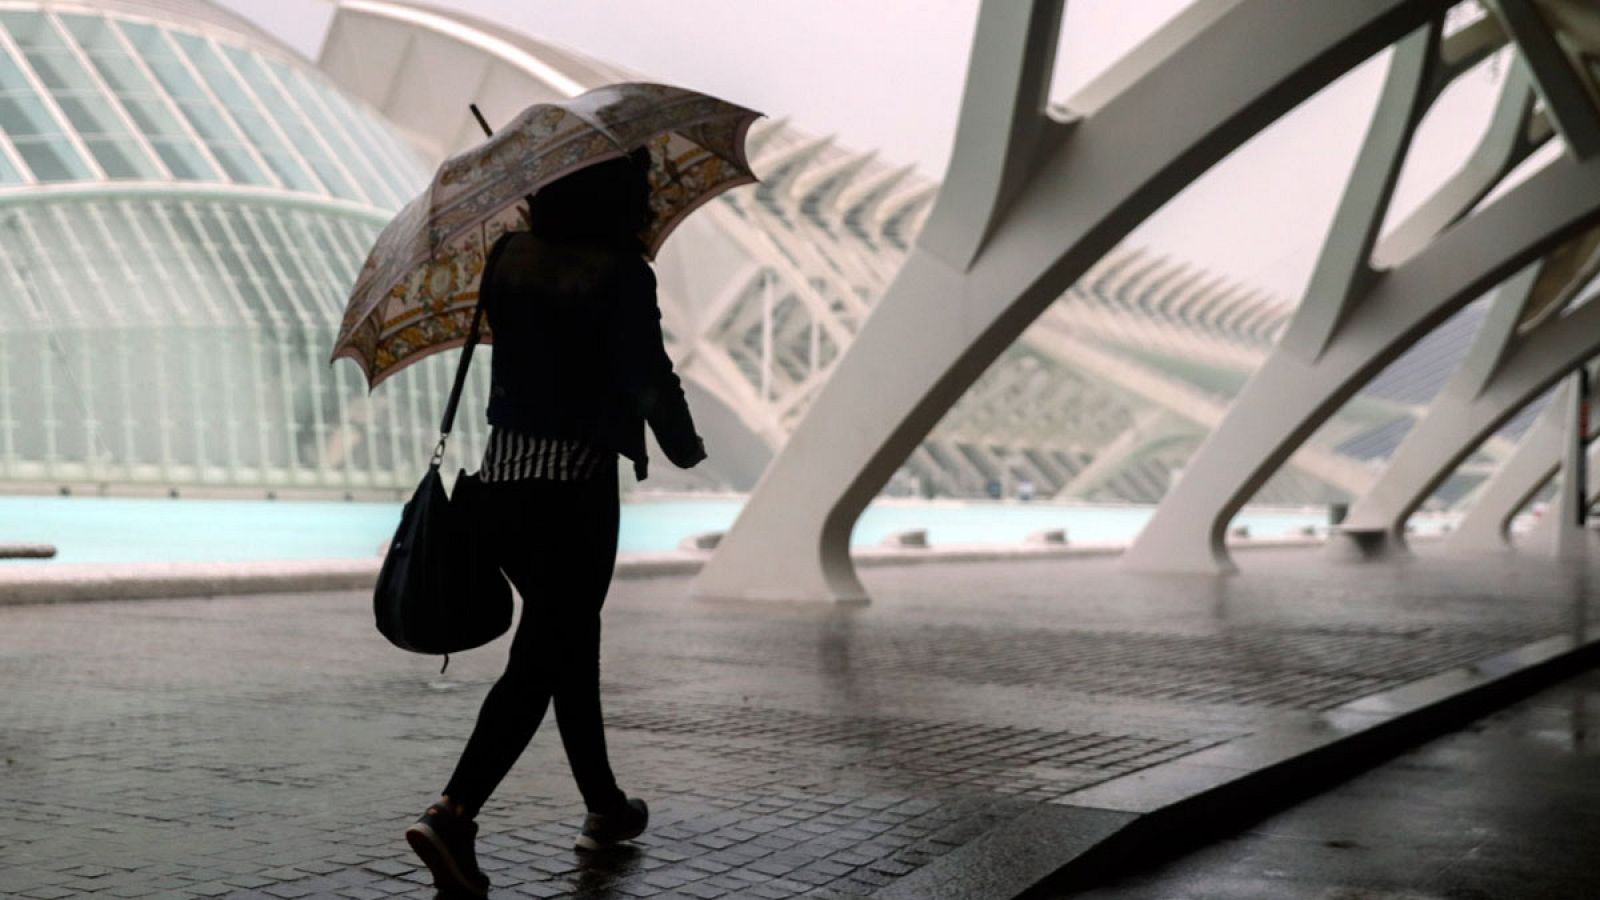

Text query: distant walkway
(0, 546), (1592, 899)
(1063, 666), (1600, 900)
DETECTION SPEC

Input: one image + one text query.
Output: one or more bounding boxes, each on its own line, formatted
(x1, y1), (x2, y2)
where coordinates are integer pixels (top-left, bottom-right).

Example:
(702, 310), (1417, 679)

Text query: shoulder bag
(373, 237), (512, 671)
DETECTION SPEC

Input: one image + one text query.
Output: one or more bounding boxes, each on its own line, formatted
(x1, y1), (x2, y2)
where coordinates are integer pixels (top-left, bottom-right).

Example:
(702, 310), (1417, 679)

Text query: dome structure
(0, 0), (456, 497)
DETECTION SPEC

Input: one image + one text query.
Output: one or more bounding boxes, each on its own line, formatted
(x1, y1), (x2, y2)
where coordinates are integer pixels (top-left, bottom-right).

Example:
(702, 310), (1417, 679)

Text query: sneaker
(404, 802), (490, 897)
(575, 797), (649, 851)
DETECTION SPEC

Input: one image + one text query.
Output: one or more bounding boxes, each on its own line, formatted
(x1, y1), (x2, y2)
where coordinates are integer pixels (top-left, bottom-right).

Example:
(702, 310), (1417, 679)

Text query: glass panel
(221, 46), (360, 202)
(170, 33), (319, 194)
(131, 56), (205, 103)
(175, 100), (231, 141)
(115, 20), (269, 185)
(2, 15), (163, 180)
(309, 77), (428, 200)
(1, 13), (92, 90)
(58, 13), (219, 182)
(83, 137), (147, 179)
(0, 92), (57, 136)
(143, 140), (199, 180)
(205, 143), (259, 183)
(0, 145), (21, 183)
(195, 204), (272, 323)
(263, 58), (398, 207)
(0, 47), (30, 92)
(54, 93), (115, 133)
(10, 136), (90, 181)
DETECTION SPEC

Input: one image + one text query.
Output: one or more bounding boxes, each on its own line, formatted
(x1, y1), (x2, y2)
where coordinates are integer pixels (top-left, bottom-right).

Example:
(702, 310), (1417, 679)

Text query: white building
(318, 0), (1521, 506)
(0, 0), (1539, 511)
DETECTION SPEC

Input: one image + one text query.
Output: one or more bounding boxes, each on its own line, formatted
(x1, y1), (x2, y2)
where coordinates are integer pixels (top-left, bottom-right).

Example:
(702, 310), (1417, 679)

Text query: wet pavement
(0, 546), (1594, 898)
(1060, 666), (1600, 900)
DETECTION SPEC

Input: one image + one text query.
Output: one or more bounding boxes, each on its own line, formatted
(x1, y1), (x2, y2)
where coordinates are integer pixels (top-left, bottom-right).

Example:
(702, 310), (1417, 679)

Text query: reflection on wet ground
(0, 545), (1594, 898)
(1064, 666), (1600, 900)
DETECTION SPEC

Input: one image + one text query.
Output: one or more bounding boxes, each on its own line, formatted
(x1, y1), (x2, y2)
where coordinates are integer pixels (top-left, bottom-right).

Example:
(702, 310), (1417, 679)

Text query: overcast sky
(217, 0), (1512, 300)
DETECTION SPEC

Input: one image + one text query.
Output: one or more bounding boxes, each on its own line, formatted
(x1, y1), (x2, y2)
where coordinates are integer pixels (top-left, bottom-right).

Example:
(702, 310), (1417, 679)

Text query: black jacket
(481, 231), (703, 480)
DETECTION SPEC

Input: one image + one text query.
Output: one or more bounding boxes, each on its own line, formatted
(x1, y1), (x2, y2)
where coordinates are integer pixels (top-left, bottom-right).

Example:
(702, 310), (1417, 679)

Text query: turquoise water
(0, 495), (1352, 566)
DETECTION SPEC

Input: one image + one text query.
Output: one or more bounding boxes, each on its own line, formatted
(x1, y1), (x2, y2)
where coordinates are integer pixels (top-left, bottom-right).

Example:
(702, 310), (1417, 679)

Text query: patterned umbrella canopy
(331, 82), (762, 388)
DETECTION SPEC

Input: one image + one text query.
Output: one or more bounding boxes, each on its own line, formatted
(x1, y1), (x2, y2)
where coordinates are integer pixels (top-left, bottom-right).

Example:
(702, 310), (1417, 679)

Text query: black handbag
(374, 270), (511, 670)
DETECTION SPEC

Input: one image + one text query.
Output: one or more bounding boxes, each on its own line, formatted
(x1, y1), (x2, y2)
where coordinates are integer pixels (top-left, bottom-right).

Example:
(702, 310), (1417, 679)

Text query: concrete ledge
(0, 535), (1342, 606)
(677, 531), (724, 552)
(880, 528), (931, 548)
(883, 623), (1600, 900)
(1325, 524), (1400, 561)
(0, 559), (384, 606)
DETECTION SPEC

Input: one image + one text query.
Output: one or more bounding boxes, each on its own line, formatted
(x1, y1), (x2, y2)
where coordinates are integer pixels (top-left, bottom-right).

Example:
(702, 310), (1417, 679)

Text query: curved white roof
(319, 0), (632, 162)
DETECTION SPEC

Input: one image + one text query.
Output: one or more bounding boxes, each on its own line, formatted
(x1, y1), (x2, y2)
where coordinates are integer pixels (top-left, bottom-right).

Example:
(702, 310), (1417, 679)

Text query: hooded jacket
(481, 231), (703, 480)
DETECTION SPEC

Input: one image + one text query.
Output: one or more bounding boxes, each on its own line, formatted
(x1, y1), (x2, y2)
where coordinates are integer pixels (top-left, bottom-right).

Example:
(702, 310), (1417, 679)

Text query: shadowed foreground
(1, 546), (1593, 898)
(1063, 667), (1600, 899)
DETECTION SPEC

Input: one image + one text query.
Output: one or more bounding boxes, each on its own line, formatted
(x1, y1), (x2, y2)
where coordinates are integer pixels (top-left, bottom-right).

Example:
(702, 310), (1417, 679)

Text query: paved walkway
(1, 546), (1592, 898)
(1062, 665), (1600, 899)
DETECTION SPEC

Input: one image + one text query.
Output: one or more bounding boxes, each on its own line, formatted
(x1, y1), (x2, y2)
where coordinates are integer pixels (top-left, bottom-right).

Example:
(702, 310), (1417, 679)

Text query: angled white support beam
(1486, 0), (1600, 160)
(1538, 370), (1591, 558)
(1374, 61), (1543, 267)
(1438, 10), (1508, 80)
(1447, 377), (1600, 553)
(1338, 244), (1600, 549)
(1123, 30), (1562, 575)
(692, 0), (1453, 602)
(1337, 263), (1544, 545)
(1123, 149), (1600, 574)
(1279, 24), (1445, 362)
(917, 0), (1071, 270)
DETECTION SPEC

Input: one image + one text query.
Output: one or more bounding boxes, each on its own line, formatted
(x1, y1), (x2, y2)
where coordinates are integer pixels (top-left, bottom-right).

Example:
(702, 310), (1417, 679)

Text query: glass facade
(0, 4), (478, 496)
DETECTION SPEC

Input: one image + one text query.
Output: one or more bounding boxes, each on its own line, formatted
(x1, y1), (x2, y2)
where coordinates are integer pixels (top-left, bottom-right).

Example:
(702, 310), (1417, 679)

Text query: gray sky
(217, 0), (1509, 300)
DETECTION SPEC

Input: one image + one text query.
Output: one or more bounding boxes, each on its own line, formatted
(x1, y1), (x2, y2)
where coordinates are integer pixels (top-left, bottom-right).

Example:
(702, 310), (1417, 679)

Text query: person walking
(404, 149), (706, 897)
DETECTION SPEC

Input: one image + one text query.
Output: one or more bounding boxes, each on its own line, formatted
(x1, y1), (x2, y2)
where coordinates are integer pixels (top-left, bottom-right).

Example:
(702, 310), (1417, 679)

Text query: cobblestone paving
(0, 547), (1587, 898)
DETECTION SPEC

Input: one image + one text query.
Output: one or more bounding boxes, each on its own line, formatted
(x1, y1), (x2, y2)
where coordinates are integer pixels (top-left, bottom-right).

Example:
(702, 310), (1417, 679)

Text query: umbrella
(330, 82), (763, 389)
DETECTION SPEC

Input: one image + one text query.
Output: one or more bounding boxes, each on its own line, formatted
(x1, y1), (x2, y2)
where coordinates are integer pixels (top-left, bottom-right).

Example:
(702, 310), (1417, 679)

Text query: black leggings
(442, 465), (627, 817)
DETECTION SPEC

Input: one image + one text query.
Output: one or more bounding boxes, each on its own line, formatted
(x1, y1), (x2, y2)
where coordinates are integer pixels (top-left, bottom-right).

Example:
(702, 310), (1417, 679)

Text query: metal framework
(0, 1), (461, 496)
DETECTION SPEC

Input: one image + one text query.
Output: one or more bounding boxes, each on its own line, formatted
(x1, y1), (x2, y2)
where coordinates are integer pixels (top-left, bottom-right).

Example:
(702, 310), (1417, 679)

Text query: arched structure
(317, 0), (1471, 505)
(1335, 231), (1600, 551)
(0, 0), (443, 497)
(694, 0), (1533, 601)
(1445, 374), (1600, 552)
(1125, 0), (1600, 573)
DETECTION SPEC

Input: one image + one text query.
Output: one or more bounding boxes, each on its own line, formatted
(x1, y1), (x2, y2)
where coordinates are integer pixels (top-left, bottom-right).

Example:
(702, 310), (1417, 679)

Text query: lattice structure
(318, 0), (1495, 505)
(0, 0), (477, 497)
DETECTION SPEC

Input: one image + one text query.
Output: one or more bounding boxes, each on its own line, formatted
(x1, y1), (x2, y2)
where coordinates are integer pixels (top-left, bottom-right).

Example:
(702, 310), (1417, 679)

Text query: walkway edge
(0, 536), (1328, 606)
(879, 625), (1600, 900)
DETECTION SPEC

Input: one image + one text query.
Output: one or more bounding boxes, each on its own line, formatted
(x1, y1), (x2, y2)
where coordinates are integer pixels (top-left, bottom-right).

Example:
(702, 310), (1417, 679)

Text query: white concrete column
(1337, 221), (1600, 553)
(692, 0), (1449, 602)
(1532, 370), (1591, 559)
(1119, 47), (1580, 574)
(1449, 387), (1564, 553)
(1121, 154), (1600, 573)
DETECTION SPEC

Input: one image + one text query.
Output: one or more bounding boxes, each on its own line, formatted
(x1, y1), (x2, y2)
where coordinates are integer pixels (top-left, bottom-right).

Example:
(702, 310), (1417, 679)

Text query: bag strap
(431, 227), (503, 469)
(429, 105), (536, 470)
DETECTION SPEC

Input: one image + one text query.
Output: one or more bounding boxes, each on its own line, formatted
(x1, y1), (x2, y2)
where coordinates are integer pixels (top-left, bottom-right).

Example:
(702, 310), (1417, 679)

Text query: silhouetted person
(405, 149), (706, 897)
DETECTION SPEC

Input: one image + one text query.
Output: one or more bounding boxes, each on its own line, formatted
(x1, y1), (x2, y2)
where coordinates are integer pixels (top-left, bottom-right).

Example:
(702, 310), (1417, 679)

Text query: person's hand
(670, 435), (707, 469)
